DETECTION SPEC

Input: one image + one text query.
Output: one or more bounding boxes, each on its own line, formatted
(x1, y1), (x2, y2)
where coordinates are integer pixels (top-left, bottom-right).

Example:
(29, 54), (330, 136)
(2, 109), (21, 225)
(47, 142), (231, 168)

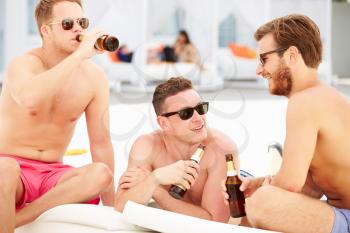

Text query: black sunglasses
(259, 47), (288, 65)
(49, 18), (89, 30)
(161, 102), (209, 120)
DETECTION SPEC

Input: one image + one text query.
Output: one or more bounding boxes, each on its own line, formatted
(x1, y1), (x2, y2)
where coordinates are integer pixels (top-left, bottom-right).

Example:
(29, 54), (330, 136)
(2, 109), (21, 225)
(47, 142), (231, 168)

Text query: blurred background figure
(163, 30), (198, 63)
(147, 30), (199, 64)
(108, 45), (133, 63)
(117, 45), (134, 63)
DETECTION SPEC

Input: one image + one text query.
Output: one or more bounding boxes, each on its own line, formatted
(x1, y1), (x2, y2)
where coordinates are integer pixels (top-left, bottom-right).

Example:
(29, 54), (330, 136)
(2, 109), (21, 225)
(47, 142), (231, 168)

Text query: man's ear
(157, 116), (169, 131)
(40, 24), (50, 38)
(288, 46), (299, 65)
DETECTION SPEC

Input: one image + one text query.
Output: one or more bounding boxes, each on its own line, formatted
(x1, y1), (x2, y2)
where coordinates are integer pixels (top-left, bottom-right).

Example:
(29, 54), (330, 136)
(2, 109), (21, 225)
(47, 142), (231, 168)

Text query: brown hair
(152, 77), (193, 115)
(35, 0), (82, 36)
(254, 14), (322, 68)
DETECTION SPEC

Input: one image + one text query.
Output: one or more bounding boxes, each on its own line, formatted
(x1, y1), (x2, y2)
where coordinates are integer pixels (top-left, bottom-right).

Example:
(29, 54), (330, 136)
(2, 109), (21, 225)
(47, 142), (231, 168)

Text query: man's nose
(191, 110), (201, 121)
(72, 21), (82, 33)
(256, 63), (264, 76)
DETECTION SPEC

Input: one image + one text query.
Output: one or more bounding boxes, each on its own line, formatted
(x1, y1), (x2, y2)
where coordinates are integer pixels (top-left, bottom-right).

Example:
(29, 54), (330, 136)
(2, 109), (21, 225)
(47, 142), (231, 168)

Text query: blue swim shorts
(331, 207), (350, 233)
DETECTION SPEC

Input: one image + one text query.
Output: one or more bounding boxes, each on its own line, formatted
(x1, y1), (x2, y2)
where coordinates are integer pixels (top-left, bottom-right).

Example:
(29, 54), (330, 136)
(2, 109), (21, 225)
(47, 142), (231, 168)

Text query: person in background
(117, 45), (133, 63)
(173, 30), (199, 63)
(162, 30), (199, 63)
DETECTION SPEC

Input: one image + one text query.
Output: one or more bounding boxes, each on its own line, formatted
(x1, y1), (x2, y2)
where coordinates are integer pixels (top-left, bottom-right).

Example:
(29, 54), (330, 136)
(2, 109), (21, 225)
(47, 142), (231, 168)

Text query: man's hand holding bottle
(74, 29), (107, 59)
(152, 160), (200, 190)
(118, 160), (200, 190)
(222, 176), (272, 205)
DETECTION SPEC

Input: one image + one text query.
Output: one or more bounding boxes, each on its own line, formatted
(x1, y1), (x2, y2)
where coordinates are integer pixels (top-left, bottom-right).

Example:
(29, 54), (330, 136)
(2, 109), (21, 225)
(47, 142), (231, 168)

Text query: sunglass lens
(260, 55), (265, 65)
(79, 18), (89, 29)
(196, 103), (208, 115)
(62, 19), (74, 30)
(179, 108), (194, 120)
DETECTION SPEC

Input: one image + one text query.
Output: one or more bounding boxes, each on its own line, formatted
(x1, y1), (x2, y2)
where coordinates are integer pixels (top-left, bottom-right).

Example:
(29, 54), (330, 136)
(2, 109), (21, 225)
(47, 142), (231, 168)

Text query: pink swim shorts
(0, 154), (100, 210)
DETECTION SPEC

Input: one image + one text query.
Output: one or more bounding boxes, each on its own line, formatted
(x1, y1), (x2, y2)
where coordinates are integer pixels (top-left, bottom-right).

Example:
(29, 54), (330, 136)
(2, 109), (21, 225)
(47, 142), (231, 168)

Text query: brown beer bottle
(76, 34), (119, 52)
(169, 144), (205, 199)
(225, 154), (246, 218)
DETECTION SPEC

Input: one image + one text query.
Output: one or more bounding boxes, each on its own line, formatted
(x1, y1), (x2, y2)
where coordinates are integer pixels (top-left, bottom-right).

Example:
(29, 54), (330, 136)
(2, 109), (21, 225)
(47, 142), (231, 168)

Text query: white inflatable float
(16, 201), (278, 233)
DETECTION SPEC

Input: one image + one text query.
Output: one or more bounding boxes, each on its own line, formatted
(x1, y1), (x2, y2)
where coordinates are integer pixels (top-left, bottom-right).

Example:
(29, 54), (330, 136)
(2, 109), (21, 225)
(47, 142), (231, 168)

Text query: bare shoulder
(289, 85), (321, 103)
(205, 128), (238, 157)
(81, 60), (108, 83)
(82, 60), (106, 75)
(288, 84), (340, 116)
(7, 50), (44, 75)
(128, 131), (163, 166)
(79, 60), (109, 96)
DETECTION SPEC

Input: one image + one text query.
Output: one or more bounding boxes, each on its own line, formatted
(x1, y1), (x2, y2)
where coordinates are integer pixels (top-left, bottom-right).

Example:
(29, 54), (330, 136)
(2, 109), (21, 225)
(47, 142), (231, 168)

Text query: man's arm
(85, 65), (115, 206)
(301, 171), (324, 198)
(5, 30), (105, 110)
(272, 93), (319, 192)
(115, 135), (159, 211)
(115, 135), (199, 212)
(152, 186), (214, 220)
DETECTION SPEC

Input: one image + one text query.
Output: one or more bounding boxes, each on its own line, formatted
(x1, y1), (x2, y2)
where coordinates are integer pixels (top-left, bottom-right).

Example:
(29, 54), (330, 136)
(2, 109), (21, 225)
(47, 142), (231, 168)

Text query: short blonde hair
(35, 0), (82, 35)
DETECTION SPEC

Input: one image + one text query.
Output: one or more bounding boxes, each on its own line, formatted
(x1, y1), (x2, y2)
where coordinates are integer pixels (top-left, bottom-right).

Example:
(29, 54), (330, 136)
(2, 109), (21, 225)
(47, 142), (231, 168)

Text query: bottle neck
(226, 161), (238, 176)
(190, 147), (204, 163)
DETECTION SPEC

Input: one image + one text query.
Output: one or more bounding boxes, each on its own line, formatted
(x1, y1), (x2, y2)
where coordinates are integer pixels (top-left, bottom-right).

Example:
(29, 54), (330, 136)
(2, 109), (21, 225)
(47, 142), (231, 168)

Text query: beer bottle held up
(225, 154), (246, 218)
(76, 34), (119, 52)
(169, 144), (205, 199)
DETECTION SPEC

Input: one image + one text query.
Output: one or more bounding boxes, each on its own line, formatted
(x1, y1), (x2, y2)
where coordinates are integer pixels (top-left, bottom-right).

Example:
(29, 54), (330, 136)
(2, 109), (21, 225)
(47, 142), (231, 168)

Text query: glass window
(218, 13), (256, 48)
(154, 7), (185, 37)
(218, 14), (236, 48)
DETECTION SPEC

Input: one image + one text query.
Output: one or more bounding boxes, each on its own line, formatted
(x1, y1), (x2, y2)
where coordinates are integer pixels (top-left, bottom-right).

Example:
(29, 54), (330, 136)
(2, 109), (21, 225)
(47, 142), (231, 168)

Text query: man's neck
(162, 134), (201, 161)
(40, 44), (72, 69)
(289, 68), (321, 97)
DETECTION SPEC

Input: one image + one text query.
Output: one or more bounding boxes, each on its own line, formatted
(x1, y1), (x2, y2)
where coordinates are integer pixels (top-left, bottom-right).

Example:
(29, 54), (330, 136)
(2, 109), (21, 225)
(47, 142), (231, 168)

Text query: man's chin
(189, 130), (207, 144)
(270, 89), (280, 95)
(268, 84), (282, 96)
(268, 84), (276, 95)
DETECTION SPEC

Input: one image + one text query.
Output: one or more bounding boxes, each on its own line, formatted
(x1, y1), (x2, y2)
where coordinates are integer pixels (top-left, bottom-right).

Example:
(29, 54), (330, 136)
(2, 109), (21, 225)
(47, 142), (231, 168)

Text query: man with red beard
(115, 77), (238, 223)
(230, 14), (350, 233)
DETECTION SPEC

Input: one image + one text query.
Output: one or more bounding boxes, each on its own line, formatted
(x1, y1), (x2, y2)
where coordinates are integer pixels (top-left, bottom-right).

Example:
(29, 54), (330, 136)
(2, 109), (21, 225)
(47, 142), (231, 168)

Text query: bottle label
(191, 154), (201, 163)
(190, 148), (204, 163)
(226, 161), (238, 176)
(227, 170), (238, 176)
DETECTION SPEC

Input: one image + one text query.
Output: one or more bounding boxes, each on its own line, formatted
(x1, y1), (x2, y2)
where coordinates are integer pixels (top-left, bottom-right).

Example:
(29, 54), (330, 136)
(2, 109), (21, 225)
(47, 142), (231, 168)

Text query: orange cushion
(108, 51), (119, 63)
(228, 42), (257, 59)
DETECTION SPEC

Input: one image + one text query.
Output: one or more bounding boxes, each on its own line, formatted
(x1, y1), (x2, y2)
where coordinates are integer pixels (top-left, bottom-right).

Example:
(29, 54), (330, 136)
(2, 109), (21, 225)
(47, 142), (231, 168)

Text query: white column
(4, 0), (28, 67)
(138, 0), (148, 67)
(211, 0), (219, 78)
(325, 0), (333, 84)
(0, 0), (5, 80)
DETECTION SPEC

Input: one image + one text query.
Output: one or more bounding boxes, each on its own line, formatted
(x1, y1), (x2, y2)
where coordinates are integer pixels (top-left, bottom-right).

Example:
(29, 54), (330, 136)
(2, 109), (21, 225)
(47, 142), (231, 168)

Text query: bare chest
(34, 74), (93, 123)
